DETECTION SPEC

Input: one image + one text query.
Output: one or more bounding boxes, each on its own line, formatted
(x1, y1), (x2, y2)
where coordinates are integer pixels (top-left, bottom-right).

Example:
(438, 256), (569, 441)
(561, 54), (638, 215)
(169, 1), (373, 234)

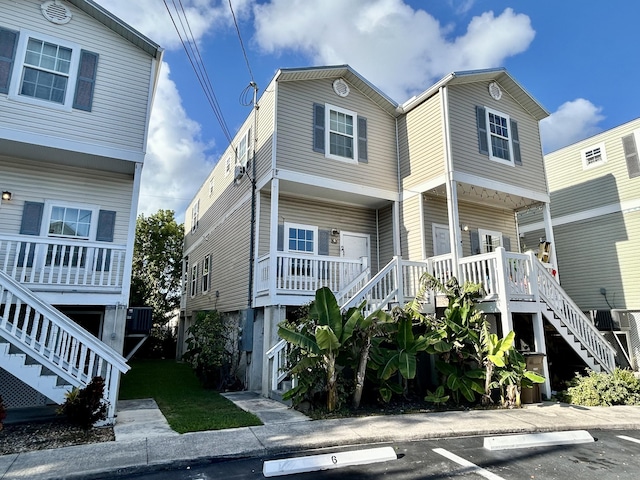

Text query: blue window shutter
(73, 50), (99, 111)
(476, 106), (489, 155)
(318, 230), (330, 256)
(0, 27), (18, 94)
(20, 202), (44, 235)
(510, 119), (522, 165)
(96, 210), (116, 242)
(622, 134), (640, 178)
(503, 236), (511, 252)
(469, 229), (481, 255)
(357, 116), (368, 163)
(313, 103), (325, 153)
(277, 224), (284, 251)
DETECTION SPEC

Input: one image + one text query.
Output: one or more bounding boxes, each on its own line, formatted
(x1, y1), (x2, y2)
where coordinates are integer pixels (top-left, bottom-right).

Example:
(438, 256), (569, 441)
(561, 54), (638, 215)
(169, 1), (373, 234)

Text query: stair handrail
(340, 256), (400, 312)
(533, 260), (616, 372)
(0, 270), (130, 375)
(266, 338), (288, 391)
(335, 266), (371, 306)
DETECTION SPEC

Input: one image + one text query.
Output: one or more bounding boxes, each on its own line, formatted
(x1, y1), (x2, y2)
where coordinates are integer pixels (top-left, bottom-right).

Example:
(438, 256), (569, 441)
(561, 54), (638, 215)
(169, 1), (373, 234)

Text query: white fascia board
(1, 126), (145, 162)
(519, 198), (640, 233)
(453, 171), (550, 203)
(402, 174), (447, 200)
(276, 169), (398, 202)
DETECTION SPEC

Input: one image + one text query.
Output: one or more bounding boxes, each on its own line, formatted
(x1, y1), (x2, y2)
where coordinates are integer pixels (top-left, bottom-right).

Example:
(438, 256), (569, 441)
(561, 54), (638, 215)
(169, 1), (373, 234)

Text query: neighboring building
(519, 118), (640, 370)
(0, 0), (163, 420)
(180, 65), (617, 400)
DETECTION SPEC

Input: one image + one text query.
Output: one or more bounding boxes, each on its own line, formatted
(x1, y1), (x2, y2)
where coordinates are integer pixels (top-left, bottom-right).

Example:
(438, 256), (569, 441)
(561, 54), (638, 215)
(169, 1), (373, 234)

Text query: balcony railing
(256, 253), (369, 298)
(0, 234), (126, 290)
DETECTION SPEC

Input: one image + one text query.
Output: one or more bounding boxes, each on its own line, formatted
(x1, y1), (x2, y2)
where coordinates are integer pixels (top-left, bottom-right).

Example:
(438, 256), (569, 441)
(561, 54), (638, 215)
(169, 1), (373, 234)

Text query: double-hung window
(237, 129), (251, 167)
(3, 29), (99, 111)
(191, 200), (199, 234)
(313, 103), (368, 163)
(190, 264), (198, 297)
(202, 255), (210, 293)
(478, 229), (503, 253)
(476, 106), (521, 166)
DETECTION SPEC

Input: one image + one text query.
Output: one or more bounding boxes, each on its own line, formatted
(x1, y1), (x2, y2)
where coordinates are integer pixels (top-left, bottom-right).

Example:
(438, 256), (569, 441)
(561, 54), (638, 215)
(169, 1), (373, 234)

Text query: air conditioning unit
(234, 165), (246, 182)
(612, 309), (632, 331)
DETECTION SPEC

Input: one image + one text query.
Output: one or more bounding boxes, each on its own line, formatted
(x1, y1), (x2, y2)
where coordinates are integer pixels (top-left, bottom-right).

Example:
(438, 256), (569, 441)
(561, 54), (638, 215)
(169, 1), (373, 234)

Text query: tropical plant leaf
(315, 325), (341, 353)
(379, 387), (392, 403)
(380, 353), (400, 380)
(523, 370), (545, 383)
(433, 340), (452, 353)
(278, 326), (321, 355)
(314, 287), (342, 339)
(436, 361), (457, 376)
(398, 350), (417, 379)
(465, 368), (486, 379)
(289, 355), (321, 374)
(397, 318), (414, 350)
(341, 307), (362, 343)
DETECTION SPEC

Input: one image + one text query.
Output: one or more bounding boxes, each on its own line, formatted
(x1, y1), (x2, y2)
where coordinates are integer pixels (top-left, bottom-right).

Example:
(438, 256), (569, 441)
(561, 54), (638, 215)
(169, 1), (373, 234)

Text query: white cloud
(449, 0), (476, 15)
(540, 99), (605, 153)
(253, 1), (535, 102)
(138, 63), (214, 222)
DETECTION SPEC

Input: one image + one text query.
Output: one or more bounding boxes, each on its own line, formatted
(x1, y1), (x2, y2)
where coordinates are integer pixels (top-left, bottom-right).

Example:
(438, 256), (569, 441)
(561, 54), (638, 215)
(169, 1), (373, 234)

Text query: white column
(445, 178), (461, 277)
(269, 179), (280, 302)
(542, 202), (560, 282)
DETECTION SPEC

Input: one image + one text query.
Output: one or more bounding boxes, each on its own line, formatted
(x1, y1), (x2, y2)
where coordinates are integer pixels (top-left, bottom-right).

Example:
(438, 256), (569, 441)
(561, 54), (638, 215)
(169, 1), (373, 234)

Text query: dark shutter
(470, 229), (481, 255)
(318, 229), (330, 256)
(510, 119), (521, 165)
(622, 134), (640, 178)
(96, 210), (116, 242)
(0, 28), (18, 94)
(503, 236), (511, 252)
(277, 224), (284, 251)
(73, 50), (99, 111)
(20, 202), (44, 235)
(313, 103), (325, 153)
(476, 106), (489, 155)
(357, 116), (368, 163)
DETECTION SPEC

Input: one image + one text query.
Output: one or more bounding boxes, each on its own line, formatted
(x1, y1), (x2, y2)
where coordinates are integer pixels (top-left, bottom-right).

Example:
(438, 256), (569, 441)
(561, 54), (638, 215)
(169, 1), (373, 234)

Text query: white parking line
(618, 435), (640, 445)
(433, 448), (505, 480)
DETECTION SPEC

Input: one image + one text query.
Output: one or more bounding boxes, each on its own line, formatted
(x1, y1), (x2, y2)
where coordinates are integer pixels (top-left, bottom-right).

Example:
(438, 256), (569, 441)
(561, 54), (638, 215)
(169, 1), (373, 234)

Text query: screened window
(285, 223), (318, 255)
(202, 255), (210, 293)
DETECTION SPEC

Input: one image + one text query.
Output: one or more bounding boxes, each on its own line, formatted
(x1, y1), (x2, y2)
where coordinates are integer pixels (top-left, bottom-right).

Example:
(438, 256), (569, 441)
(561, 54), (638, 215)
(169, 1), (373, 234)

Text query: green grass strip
(119, 359), (262, 433)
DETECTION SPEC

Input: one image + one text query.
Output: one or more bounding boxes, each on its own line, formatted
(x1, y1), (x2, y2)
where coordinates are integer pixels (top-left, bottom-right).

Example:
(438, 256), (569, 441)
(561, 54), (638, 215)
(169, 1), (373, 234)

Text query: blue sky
(94, 0), (640, 221)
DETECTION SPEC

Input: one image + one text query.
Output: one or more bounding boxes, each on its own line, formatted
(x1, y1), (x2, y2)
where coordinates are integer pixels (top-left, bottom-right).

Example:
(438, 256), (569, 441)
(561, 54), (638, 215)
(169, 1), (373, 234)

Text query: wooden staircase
(0, 270), (129, 420)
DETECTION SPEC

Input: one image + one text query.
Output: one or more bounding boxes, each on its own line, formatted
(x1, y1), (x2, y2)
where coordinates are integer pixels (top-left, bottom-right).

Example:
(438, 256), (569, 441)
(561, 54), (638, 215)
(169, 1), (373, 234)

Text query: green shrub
(58, 377), (108, 429)
(562, 368), (640, 406)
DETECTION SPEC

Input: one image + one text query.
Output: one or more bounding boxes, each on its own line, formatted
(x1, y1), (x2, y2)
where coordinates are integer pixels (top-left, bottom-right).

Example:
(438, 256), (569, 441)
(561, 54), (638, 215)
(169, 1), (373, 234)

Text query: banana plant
(278, 287), (361, 412)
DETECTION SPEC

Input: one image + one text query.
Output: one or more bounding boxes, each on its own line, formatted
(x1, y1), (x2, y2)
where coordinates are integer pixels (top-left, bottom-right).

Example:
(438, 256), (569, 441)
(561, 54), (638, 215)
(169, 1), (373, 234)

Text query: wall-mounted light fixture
(1, 191), (11, 201)
(461, 224), (469, 232)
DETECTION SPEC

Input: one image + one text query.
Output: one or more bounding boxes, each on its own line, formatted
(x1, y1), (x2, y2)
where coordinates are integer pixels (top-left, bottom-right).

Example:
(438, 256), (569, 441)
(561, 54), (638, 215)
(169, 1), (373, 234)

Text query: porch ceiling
(277, 179), (393, 208)
(427, 181), (543, 210)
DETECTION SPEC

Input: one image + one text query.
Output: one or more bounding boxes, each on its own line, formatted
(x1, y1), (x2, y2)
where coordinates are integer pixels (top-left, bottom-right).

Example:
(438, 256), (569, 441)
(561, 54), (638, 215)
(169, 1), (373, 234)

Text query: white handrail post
(495, 247), (513, 334)
(395, 256), (403, 305)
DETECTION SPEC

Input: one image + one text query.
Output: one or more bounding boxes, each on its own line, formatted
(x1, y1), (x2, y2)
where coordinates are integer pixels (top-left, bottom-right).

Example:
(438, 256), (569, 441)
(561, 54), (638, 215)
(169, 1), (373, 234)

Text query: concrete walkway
(2, 397), (640, 480)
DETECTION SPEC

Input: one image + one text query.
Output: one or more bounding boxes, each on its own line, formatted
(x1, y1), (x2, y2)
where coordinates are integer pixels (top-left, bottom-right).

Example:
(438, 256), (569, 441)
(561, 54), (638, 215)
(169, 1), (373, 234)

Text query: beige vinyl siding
(275, 79), (398, 191)
(447, 82), (547, 194)
(278, 195), (380, 272)
(1, 0), (153, 153)
(255, 84), (275, 180)
(398, 93), (445, 189)
(0, 156), (133, 244)
(400, 194), (423, 260)
(258, 190), (272, 256)
(377, 204), (395, 268)
(421, 195), (518, 257)
(545, 118), (640, 217)
(552, 213), (639, 311)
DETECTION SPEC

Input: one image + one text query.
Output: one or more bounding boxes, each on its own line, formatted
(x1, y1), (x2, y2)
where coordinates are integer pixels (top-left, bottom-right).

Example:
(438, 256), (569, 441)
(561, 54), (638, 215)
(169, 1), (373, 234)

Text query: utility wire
(228, 0), (255, 84)
(162, 0), (233, 144)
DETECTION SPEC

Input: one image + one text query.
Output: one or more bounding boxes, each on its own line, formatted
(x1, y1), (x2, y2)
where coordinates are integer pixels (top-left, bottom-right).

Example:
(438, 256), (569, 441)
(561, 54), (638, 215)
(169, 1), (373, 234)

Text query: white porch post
(495, 247), (513, 334)
(392, 200), (401, 256)
(542, 202), (560, 282)
(445, 177), (462, 278)
(269, 179), (280, 301)
(527, 251), (552, 399)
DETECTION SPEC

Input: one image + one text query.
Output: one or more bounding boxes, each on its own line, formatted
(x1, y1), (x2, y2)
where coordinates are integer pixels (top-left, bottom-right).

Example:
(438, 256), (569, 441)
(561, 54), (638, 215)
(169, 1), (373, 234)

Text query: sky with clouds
(93, 0), (640, 221)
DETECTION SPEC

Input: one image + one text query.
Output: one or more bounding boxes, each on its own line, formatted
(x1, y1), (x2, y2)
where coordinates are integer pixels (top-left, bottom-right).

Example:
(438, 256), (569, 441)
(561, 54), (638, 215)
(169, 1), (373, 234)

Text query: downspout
(440, 86), (462, 275)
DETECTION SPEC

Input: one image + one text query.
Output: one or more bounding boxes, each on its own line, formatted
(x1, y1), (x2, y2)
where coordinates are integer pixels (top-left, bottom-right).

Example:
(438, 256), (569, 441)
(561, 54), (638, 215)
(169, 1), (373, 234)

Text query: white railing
(0, 270), (129, 418)
(266, 339), (289, 392)
(256, 253), (368, 297)
(0, 234), (126, 290)
(533, 259), (616, 373)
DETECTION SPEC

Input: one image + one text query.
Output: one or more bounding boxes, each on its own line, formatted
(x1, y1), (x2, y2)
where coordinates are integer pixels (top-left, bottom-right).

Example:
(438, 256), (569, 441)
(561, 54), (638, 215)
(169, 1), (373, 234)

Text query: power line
(162, 0), (233, 144)
(228, 0), (255, 84)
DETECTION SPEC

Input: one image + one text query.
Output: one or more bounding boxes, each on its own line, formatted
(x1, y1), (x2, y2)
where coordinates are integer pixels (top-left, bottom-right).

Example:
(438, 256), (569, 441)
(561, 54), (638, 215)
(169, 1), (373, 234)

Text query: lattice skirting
(0, 368), (49, 408)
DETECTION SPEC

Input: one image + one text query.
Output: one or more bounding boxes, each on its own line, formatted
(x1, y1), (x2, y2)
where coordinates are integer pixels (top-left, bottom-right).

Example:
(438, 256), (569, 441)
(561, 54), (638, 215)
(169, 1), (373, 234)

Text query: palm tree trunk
(326, 354), (337, 412)
(352, 337), (371, 409)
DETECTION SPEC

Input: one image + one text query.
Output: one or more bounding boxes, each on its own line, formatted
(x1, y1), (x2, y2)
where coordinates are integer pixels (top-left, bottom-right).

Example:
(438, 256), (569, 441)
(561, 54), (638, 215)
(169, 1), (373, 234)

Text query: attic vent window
(333, 78), (350, 97)
(581, 143), (607, 170)
(41, 1), (72, 25)
(488, 82), (502, 100)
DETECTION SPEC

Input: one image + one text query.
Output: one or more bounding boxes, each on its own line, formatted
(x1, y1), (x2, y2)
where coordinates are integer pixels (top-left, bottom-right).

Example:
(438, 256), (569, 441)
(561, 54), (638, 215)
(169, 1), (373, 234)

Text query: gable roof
(401, 67), (549, 121)
(276, 65), (399, 117)
(67, 0), (162, 59)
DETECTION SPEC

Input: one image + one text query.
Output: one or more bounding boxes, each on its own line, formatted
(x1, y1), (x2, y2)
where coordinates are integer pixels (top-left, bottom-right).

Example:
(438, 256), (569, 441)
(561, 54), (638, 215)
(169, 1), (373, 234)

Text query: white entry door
(432, 224), (451, 256)
(340, 232), (369, 287)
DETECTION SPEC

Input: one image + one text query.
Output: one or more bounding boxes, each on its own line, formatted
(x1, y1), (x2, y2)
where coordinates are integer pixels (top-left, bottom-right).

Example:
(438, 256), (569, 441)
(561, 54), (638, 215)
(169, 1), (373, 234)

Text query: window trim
(478, 229), (503, 253)
(8, 29), (81, 111)
(484, 107), (514, 166)
(236, 128), (251, 167)
(190, 264), (197, 297)
(284, 222), (318, 255)
(581, 142), (607, 170)
(202, 254), (210, 293)
(42, 200), (99, 240)
(325, 103), (358, 163)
